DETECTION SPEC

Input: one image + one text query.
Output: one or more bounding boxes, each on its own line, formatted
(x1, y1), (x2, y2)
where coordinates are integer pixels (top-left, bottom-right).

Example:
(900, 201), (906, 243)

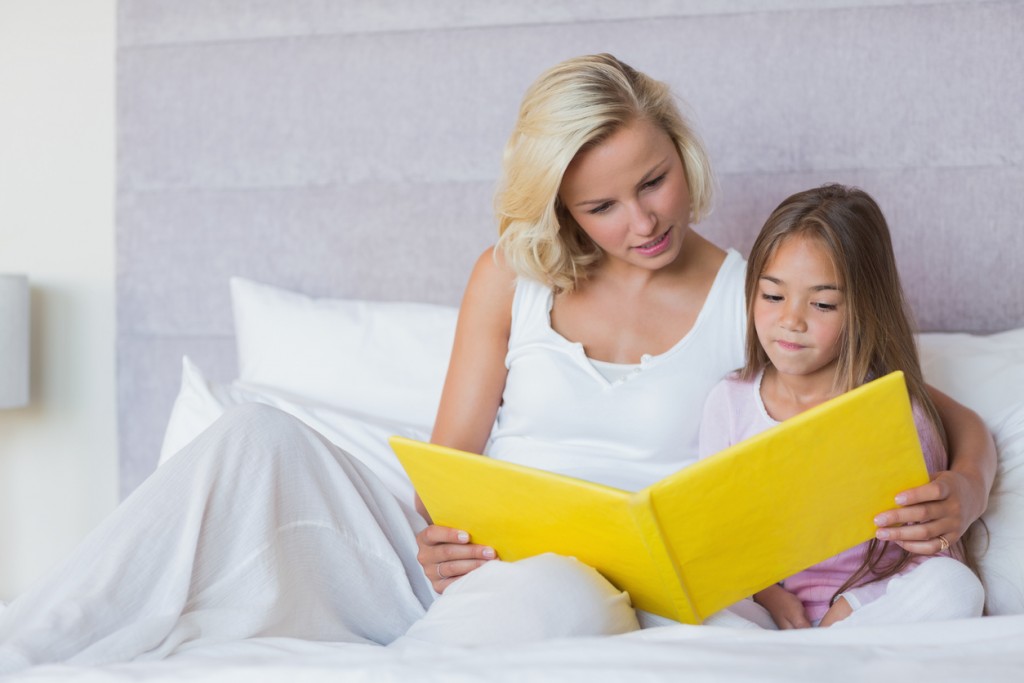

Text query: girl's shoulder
(704, 370), (755, 406)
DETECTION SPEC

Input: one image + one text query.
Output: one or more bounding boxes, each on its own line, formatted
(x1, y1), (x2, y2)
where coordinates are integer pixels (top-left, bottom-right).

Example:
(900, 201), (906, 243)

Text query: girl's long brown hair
(742, 183), (977, 600)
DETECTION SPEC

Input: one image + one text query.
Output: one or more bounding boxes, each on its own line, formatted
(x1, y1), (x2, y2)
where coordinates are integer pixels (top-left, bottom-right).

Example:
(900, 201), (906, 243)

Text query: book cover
(390, 371), (930, 623)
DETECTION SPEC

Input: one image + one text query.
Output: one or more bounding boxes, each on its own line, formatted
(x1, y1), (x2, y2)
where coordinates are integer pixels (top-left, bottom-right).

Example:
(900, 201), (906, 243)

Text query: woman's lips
(634, 228), (671, 256)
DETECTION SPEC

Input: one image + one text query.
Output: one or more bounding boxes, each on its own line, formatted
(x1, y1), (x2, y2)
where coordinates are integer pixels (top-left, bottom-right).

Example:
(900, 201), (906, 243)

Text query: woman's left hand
(873, 469), (982, 555)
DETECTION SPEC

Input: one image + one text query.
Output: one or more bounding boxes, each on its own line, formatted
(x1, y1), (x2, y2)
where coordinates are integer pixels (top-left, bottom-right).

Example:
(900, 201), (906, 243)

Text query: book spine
(631, 490), (702, 624)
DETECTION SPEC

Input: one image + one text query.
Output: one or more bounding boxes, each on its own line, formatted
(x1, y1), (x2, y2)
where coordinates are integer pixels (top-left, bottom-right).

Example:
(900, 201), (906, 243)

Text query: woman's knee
(398, 553), (639, 646)
(169, 402), (315, 476)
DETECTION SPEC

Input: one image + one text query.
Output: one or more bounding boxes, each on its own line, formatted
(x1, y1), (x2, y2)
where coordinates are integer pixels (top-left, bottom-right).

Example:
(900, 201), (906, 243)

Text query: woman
(0, 54), (994, 670)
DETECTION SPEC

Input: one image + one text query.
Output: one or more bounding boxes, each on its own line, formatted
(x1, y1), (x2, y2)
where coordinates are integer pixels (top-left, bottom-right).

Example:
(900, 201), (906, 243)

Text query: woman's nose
(629, 200), (657, 237)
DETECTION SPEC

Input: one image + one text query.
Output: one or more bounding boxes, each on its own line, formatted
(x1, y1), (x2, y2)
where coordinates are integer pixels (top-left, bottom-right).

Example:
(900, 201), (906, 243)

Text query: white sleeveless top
(485, 249), (748, 491)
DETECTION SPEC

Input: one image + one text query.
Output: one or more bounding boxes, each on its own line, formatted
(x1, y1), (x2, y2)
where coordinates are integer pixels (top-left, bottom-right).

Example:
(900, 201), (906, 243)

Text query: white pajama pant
(0, 404), (637, 672)
(641, 555), (985, 630)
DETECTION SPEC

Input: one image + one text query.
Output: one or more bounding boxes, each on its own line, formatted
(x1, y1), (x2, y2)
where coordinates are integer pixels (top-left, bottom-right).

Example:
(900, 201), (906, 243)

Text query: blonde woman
(416, 55), (995, 613)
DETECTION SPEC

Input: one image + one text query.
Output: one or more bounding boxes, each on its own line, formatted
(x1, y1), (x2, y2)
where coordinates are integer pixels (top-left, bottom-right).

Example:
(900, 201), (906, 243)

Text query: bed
(15, 280), (1024, 681)
(26, 1), (1023, 680)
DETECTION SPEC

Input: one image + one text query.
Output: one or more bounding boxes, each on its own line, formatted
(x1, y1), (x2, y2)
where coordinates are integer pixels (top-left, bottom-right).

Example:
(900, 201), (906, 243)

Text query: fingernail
(483, 547), (496, 559)
(874, 514), (888, 526)
(457, 531), (469, 543)
(876, 529), (890, 540)
(894, 494), (907, 505)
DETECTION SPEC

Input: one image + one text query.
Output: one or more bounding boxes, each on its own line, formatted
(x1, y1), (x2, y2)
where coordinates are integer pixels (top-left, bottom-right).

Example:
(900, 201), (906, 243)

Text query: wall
(117, 0), (1023, 493)
(0, 0), (117, 600)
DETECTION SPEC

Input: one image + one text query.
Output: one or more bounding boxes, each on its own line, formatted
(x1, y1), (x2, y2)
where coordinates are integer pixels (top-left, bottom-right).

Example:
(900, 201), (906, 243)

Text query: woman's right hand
(415, 523), (497, 593)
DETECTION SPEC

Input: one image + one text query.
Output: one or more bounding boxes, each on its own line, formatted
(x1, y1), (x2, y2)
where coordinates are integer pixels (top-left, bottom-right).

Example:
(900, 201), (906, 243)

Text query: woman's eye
(588, 202), (613, 215)
(642, 173), (667, 190)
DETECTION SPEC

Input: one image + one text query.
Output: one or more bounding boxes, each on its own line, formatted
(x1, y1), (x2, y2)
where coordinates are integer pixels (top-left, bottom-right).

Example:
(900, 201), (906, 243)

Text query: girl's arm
(415, 247), (516, 593)
(874, 386), (996, 554)
(754, 584), (812, 629)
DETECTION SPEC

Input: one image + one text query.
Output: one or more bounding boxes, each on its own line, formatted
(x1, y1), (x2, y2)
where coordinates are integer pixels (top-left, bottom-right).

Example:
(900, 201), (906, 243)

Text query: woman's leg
(833, 557), (984, 627)
(0, 404), (432, 671)
(392, 553), (639, 647)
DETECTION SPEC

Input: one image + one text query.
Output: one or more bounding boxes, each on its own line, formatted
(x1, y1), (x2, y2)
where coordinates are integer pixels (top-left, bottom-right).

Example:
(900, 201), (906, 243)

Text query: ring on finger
(436, 562), (447, 580)
(937, 535), (950, 552)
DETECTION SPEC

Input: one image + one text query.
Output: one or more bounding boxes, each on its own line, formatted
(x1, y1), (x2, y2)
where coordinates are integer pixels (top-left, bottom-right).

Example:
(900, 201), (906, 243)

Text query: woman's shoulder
(459, 246), (518, 334)
(468, 246), (517, 296)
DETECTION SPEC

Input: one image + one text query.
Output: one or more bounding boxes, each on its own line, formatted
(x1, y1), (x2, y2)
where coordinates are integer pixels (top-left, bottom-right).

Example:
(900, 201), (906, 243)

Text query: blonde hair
(495, 53), (714, 292)
(742, 183), (977, 598)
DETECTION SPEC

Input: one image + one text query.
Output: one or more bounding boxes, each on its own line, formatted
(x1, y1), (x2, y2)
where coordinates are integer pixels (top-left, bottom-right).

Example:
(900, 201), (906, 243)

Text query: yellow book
(389, 371), (929, 624)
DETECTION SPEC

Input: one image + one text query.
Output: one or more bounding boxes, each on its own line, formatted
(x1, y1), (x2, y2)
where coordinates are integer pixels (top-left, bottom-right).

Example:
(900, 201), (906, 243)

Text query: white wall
(0, 0), (117, 600)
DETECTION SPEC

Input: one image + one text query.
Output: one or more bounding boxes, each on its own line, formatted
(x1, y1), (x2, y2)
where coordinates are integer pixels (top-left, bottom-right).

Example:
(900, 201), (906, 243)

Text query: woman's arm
(415, 247), (516, 593)
(874, 386), (996, 554)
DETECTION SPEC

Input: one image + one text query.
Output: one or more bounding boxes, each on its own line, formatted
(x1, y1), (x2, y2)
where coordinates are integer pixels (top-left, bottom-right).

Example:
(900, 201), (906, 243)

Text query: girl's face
(558, 118), (691, 272)
(753, 234), (846, 384)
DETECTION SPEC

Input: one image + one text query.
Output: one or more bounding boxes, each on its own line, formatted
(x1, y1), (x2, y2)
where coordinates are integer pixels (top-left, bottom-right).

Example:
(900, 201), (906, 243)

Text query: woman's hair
(494, 53), (714, 292)
(741, 183), (979, 599)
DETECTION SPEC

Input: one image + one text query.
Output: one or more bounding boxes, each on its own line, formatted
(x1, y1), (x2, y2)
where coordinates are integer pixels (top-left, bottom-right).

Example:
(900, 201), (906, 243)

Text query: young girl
(698, 184), (985, 628)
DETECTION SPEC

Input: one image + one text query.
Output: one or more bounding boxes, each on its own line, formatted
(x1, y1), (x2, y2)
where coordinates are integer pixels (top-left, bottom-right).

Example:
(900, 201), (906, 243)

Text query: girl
(698, 184), (985, 628)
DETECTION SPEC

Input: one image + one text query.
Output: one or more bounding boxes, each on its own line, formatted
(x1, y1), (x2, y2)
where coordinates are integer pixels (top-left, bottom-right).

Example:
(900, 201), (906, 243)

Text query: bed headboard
(116, 1), (1024, 497)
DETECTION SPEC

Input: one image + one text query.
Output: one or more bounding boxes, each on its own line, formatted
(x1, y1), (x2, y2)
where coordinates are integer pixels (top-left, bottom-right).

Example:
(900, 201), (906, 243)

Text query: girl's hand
(873, 469), (978, 555)
(754, 585), (811, 629)
(415, 524), (497, 593)
(818, 596), (852, 627)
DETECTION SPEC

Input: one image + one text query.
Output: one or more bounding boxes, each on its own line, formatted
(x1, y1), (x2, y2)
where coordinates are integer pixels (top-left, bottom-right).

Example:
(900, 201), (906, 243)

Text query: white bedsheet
(11, 615), (1024, 682)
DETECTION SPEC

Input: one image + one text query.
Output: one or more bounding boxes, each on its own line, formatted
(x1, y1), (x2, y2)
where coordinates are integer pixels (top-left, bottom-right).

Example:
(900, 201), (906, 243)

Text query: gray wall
(117, 0), (1024, 496)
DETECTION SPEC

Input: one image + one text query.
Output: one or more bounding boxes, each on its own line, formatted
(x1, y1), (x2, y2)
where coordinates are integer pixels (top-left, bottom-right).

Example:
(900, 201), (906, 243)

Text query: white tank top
(485, 249), (748, 491)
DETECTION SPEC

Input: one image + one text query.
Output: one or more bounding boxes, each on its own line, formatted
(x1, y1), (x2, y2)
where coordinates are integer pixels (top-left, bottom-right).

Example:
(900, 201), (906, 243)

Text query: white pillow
(971, 403), (1024, 615)
(160, 356), (427, 513)
(918, 327), (1024, 425)
(230, 277), (458, 432)
(159, 356), (257, 463)
(918, 326), (1024, 616)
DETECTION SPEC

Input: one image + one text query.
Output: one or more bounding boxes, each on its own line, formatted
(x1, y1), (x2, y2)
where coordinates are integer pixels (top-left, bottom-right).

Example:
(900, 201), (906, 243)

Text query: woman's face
(559, 118), (692, 272)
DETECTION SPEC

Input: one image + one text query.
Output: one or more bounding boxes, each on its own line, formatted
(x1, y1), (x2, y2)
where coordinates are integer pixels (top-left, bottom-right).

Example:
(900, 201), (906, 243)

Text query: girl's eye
(588, 202), (613, 215)
(760, 293), (783, 303)
(813, 302), (838, 312)
(642, 173), (667, 190)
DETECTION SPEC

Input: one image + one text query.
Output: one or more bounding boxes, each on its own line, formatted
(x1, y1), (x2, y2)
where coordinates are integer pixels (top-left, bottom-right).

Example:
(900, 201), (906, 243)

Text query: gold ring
(436, 562), (447, 580)
(937, 535), (950, 552)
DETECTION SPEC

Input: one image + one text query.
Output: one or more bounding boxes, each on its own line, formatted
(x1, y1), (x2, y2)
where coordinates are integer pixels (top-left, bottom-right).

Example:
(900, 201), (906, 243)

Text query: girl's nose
(780, 303), (807, 332)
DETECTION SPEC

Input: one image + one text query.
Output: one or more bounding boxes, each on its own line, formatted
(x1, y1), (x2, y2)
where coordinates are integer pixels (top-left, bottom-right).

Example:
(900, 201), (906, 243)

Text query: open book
(389, 371), (929, 624)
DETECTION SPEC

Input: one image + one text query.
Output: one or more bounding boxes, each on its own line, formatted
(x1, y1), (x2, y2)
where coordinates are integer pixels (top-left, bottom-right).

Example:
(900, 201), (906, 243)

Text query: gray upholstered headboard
(116, 1), (1024, 497)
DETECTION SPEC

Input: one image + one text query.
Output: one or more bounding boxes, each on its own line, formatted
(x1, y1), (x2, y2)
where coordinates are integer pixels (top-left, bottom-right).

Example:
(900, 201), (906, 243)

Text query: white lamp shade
(0, 274), (30, 409)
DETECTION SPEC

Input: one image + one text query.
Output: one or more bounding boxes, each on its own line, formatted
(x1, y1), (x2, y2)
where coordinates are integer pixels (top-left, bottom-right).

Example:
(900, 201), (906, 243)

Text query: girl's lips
(776, 340), (805, 351)
(634, 228), (672, 256)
